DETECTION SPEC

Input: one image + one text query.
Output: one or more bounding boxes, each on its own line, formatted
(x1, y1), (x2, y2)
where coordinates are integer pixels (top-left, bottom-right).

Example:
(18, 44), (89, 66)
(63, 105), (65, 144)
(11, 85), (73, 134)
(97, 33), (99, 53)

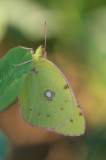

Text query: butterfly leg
(18, 46), (34, 54)
(13, 59), (34, 66)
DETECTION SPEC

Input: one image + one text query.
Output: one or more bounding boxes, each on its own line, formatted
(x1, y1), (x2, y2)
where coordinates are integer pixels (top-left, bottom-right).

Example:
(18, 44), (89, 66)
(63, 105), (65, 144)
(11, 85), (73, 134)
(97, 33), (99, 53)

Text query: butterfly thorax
(32, 46), (45, 62)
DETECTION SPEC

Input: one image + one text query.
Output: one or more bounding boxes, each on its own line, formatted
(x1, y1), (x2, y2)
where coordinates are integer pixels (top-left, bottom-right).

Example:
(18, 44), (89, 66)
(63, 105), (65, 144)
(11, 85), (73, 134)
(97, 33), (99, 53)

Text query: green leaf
(0, 47), (33, 112)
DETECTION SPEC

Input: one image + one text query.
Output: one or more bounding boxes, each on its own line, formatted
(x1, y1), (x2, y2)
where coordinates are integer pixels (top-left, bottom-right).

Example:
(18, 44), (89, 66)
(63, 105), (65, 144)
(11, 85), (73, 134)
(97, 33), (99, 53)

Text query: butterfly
(16, 21), (85, 136)
(17, 44), (85, 136)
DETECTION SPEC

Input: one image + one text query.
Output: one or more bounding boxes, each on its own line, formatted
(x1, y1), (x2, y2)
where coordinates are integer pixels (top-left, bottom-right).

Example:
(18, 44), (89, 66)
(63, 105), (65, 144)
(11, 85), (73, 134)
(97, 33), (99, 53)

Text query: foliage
(0, 47), (32, 111)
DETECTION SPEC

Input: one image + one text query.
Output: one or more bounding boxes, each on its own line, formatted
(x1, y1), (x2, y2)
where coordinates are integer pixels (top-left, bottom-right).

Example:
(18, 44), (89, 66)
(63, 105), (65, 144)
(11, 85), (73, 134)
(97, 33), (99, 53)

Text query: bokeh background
(0, 0), (106, 159)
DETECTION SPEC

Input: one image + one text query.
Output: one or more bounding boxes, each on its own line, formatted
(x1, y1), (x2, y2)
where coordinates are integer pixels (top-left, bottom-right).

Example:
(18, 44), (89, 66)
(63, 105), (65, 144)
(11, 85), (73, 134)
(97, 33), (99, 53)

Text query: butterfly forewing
(19, 58), (75, 129)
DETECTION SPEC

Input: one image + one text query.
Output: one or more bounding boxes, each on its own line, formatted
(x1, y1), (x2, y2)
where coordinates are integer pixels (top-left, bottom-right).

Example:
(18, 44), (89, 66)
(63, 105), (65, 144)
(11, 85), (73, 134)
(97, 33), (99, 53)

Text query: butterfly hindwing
(54, 99), (85, 136)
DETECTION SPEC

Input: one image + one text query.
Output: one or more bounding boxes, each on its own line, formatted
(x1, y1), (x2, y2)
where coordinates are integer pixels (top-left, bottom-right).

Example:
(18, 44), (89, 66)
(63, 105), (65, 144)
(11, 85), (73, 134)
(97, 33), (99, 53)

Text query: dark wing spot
(52, 92), (55, 96)
(46, 114), (50, 118)
(78, 104), (80, 108)
(60, 108), (64, 110)
(79, 112), (83, 116)
(70, 119), (73, 123)
(64, 84), (69, 89)
(64, 100), (68, 102)
(31, 67), (38, 74)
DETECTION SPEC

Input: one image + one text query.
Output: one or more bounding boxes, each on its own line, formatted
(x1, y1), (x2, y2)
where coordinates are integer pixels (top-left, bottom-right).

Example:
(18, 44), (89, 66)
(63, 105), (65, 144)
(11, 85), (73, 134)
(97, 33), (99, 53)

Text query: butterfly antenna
(44, 20), (46, 53)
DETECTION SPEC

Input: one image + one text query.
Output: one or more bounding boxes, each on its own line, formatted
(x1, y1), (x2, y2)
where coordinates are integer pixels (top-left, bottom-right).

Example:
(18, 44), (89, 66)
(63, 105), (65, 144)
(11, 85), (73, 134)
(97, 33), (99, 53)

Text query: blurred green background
(0, 0), (106, 159)
(0, 130), (10, 159)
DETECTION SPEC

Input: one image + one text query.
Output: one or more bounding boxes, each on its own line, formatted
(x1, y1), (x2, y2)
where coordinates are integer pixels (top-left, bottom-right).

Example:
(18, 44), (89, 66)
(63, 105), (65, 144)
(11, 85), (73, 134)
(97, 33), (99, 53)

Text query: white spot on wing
(44, 90), (55, 101)
(46, 91), (52, 98)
